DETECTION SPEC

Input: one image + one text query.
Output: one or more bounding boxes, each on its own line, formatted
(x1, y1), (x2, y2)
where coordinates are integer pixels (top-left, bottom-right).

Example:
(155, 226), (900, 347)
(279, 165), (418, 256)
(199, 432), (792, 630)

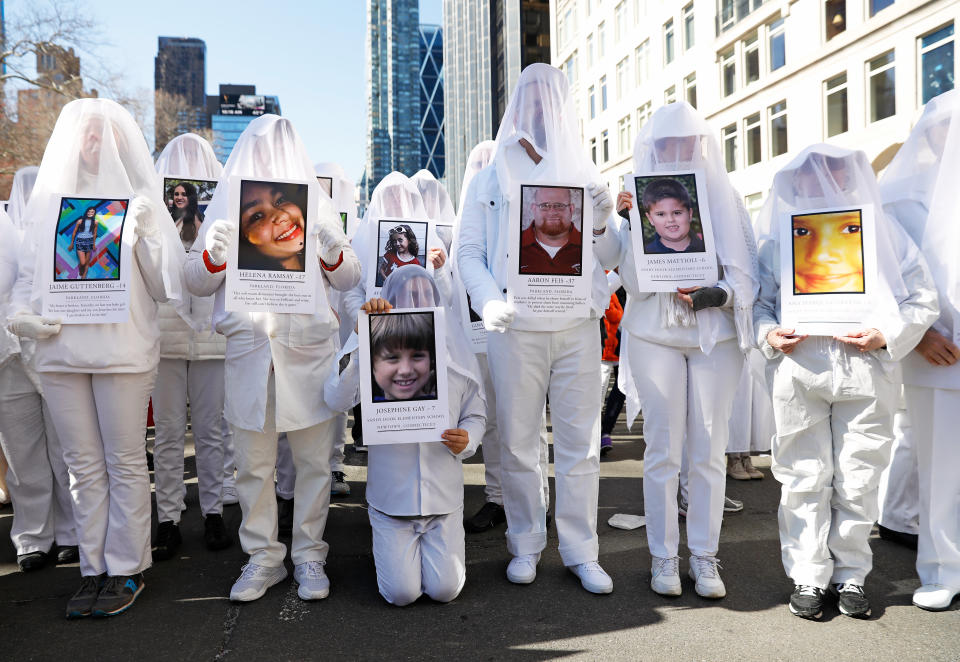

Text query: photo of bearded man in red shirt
(519, 186), (583, 276)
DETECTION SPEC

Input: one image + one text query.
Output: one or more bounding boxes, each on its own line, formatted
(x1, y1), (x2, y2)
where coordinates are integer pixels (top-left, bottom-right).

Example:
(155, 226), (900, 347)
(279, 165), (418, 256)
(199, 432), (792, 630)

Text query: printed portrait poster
(366, 218), (432, 295)
(778, 205), (878, 336)
(225, 176), (322, 314)
(628, 170), (719, 291)
(163, 177), (217, 218)
(506, 182), (593, 317)
(457, 285), (487, 353)
(358, 307), (450, 445)
(43, 196), (132, 323)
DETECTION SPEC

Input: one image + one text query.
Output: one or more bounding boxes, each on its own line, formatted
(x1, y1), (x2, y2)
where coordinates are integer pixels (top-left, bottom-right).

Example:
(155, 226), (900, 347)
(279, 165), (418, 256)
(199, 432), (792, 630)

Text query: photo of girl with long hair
(164, 178), (216, 249)
(237, 180), (308, 272)
(369, 311), (438, 402)
(376, 221), (427, 287)
(55, 197), (127, 281)
(68, 206), (98, 279)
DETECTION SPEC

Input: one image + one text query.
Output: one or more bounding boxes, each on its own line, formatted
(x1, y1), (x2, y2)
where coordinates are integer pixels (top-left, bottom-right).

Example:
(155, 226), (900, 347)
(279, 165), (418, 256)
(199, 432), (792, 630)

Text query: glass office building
(419, 24), (445, 179)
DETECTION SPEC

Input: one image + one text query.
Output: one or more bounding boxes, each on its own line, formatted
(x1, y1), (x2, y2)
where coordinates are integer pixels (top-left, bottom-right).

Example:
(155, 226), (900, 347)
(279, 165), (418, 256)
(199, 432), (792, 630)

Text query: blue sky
(20, 0), (443, 183)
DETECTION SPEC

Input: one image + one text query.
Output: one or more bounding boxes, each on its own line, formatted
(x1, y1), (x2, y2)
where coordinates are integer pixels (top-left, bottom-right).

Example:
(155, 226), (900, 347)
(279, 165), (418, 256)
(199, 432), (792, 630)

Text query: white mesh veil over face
(22, 98), (186, 307)
(879, 89), (960, 322)
(633, 102), (759, 349)
(411, 170), (455, 226)
(457, 140), (495, 214)
(7, 166), (39, 233)
(155, 133), (223, 179)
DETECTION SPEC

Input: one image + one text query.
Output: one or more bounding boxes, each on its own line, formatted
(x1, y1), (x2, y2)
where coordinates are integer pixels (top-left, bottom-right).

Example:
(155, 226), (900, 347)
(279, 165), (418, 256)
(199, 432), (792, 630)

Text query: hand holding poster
(507, 182), (592, 317)
(358, 307), (450, 445)
(627, 170), (719, 291)
(778, 205), (877, 335)
(43, 196), (132, 323)
(225, 176), (321, 314)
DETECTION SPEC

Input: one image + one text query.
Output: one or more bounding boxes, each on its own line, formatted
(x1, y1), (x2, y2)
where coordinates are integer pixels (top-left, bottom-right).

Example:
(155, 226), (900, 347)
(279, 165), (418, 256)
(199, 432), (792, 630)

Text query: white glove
(588, 183), (613, 230)
(606, 270), (622, 295)
(8, 313), (62, 340)
(130, 196), (159, 238)
(317, 220), (350, 265)
(204, 219), (234, 267)
(482, 300), (515, 333)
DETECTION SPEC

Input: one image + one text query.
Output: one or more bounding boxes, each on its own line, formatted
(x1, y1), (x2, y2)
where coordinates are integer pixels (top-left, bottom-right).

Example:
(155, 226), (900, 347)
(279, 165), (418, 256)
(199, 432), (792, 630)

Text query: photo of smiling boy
(369, 311), (438, 402)
(236, 180), (308, 272)
(640, 177), (706, 254)
(790, 209), (865, 295)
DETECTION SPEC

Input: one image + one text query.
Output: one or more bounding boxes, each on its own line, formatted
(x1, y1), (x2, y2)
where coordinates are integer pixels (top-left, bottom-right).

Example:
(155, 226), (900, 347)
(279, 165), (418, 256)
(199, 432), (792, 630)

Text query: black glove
(617, 207), (630, 220)
(689, 286), (727, 312)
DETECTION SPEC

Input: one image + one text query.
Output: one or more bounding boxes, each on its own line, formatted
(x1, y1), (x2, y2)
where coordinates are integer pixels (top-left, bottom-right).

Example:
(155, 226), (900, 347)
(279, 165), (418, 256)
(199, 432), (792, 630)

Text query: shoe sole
(66, 607), (92, 619)
(92, 583), (144, 617)
(651, 580), (682, 596)
(689, 570), (726, 599)
(230, 569), (288, 602)
(913, 599), (954, 612)
(297, 584), (330, 600)
(838, 605), (871, 618)
(789, 603), (823, 620)
(507, 573), (536, 585)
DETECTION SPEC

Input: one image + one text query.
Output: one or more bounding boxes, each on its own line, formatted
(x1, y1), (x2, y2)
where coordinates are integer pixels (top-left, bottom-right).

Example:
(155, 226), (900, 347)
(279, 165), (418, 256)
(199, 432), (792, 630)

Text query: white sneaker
(651, 556), (682, 596)
(0, 486), (9, 505)
(913, 583), (959, 611)
(229, 563), (287, 602)
(568, 561), (613, 594)
(222, 484), (239, 506)
(294, 560), (330, 600)
(688, 555), (726, 598)
(506, 553), (540, 584)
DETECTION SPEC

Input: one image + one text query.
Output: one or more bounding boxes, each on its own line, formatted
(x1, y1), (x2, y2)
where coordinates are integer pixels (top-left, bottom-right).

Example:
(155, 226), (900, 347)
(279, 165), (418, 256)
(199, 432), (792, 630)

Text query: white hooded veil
(411, 169), (455, 253)
(7, 165), (39, 236)
(456, 140), (495, 216)
(155, 133), (223, 179)
(314, 161), (359, 238)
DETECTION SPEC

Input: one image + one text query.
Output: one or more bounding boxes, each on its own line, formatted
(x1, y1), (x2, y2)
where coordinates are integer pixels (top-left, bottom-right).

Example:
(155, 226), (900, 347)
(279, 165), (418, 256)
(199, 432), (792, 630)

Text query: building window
(664, 19), (675, 64)
(587, 33), (594, 68)
(920, 23), (955, 104)
(563, 52), (578, 87)
(589, 85), (596, 119)
(591, 137), (598, 164)
(602, 129), (610, 162)
(869, 51), (896, 122)
(683, 3), (695, 50)
(743, 33), (760, 84)
(721, 49), (736, 97)
(869, 0), (894, 18)
(634, 0), (646, 24)
(618, 115), (632, 154)
(745, 112), (761, 165)
(637, 101), (652, 129)
(665, 85), (676, 104)
(635, 40), (650, 85)
(769, 18), (786, 71)
(615, 1), (627, 42)
(601, 75), (608, 111)
(723, 123), (738, 172)
(599, 21), (606, 58)
(825, 0), (846, 41)
(684, 73), (697, 108)
(616, 57), (630, 101)
(825, 73), (848, 136)
(769, 100), (788, 156)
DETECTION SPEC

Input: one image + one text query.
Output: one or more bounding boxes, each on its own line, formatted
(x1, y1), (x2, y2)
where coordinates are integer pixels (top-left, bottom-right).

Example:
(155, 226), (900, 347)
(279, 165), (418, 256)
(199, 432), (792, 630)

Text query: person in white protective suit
(150, 133), (233, 560)
(754, 144), (938, 620)
(324, 265), (486, 605)
(610, 103), (759, 599)
(457, 64), (617, 593)
(0, 208), (78, 572)
(7, 166), (40, 238)
(449, 142), (552, 534)
(184, 115), (360, 603)
(877, 89), (960, 611)
(8, 98), (189, 618)
(411, 169), (456, 254)
(876, 401), (919, 549)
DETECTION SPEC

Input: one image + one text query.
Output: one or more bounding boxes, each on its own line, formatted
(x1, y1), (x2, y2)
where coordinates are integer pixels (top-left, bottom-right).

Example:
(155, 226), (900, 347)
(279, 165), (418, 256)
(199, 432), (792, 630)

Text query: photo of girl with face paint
(376, 221), (427, 287)
(369, 311), (438, 402)
(237, 180), (308, 272)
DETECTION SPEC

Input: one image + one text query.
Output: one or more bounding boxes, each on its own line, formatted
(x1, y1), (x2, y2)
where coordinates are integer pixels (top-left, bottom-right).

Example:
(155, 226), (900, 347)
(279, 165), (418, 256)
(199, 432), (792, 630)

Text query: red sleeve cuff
(320, 251), (344, 271)
(203, 250), (226, 273)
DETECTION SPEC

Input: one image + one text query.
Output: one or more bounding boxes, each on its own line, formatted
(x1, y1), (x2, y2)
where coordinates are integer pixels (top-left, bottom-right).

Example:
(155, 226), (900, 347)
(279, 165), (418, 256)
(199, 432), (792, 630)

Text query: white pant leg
(221, 417), (236, 491)
(275, 432), (296, 500)
(420, 507), (466, 603)
(369, 506), (423, 606)
(877, 405), (920, 535)
(0, 361), (59, 553)
(684, 340), (741, 557)
(330, 412), (346, 473)
(187, 360), (226, 516)
(629, 336), (687, 559)
(152, 358), (188, 524)
(907, 386), (960, 588)
(477, 353), (503, 505)
(40, 371), (155, 577)
(600, 361), (614, 403)
(546, 321), (602, 566)
(726, 358), (752, 454)
(285, 419), (334, 565)
(43, 398), (78, 546)
(539, 408), (551, 510)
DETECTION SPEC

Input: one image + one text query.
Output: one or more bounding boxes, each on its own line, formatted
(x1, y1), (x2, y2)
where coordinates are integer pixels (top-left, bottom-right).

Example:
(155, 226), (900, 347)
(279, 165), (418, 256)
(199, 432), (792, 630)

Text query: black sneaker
(878, 524), (919, 550)
(56, 545), (80, 565)
(152, 521), (182, 562)
(204, 514), (232, 551)
(789, 584), (826, 620)
(92, 574), (144, 617)
(66, 574), (104, 619)
(464, 502), (506, 533)
(17, 550), (49, 572)
(832, 582), (871, 618)
(277, 496), (294, 536)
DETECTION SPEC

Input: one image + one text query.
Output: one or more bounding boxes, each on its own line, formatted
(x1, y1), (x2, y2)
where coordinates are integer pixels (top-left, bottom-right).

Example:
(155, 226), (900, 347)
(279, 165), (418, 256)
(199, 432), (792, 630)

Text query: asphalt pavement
(1, 414), (957, 662)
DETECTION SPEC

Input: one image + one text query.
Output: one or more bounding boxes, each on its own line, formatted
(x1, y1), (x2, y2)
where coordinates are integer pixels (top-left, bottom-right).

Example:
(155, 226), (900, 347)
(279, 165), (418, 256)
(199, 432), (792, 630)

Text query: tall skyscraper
(442, 0), (551, 204)
(419, 23), (445, 179)
(154, 37), (208, 150)
(364, 0), (422, 202)
(206, 84), (281, 163)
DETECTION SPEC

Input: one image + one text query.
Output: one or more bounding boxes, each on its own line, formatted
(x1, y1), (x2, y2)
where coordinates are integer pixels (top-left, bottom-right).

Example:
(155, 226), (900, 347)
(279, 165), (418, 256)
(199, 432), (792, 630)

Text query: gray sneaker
(230, 563), (287, 602)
